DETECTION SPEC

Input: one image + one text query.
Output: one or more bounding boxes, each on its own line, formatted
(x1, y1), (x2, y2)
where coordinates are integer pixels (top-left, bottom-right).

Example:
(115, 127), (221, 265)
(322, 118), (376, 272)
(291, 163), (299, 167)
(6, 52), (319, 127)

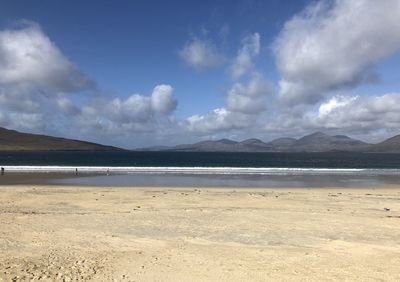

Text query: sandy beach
(0, 185), (399, 281)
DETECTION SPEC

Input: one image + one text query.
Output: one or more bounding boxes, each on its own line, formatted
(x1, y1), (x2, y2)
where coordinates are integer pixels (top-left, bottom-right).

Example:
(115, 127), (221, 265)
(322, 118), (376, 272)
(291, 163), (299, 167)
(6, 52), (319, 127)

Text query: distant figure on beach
(1, 167), (4, 176)
(107, 168), (110, 175)
(75, 168), (78, 175)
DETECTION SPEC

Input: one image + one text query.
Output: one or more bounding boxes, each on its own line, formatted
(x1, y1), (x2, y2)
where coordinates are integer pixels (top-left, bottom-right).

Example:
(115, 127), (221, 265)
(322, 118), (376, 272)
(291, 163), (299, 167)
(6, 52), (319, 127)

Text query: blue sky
(0, 0), (307, 116)
(1, 0), (400, 148)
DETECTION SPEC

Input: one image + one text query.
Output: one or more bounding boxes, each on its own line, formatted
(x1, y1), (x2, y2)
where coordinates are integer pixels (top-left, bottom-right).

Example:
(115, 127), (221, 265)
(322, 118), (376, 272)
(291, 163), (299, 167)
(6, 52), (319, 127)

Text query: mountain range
(1, 126), (400, 152)
(142, 132), (400, 153)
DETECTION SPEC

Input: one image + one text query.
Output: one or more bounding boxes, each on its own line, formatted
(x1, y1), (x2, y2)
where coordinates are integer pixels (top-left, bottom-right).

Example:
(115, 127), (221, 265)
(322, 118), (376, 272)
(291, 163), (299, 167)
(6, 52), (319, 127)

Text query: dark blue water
(0, 152), (400, 168)
(2, 151), (400, 187)
(1, 151), (400, 168)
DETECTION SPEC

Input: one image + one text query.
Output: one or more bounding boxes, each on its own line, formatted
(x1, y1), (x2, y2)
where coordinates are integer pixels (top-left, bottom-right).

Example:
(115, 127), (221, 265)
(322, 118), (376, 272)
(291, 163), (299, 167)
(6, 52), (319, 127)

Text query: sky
(1, 0), (400, 148)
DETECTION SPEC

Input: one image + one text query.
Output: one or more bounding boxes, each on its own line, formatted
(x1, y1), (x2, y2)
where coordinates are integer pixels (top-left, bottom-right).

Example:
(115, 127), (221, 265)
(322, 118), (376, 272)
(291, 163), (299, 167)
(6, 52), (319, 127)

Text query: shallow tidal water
(1, 171), (400, 188)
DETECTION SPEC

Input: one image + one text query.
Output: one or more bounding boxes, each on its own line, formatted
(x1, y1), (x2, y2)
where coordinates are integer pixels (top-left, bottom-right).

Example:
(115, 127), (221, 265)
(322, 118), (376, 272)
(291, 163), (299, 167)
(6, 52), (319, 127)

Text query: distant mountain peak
(240, 138), (264, 144)
(333, 135), (351, 139)
(369, 134), (400, 153)
(242, 138), (262, 142)
(308, 131), (328, 137)
(217, 138), (237, 144)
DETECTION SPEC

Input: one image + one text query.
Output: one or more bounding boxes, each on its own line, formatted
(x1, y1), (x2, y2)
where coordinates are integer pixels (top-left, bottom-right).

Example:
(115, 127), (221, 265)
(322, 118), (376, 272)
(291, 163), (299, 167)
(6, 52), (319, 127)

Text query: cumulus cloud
(184, 34), (269, 135)
(109, 95), (153, 123)
(274, 0), (400, 104)
(151, 84), (177, 115)
(176, 32), (268, 136)
(0, 22), (95, 133)
(262, 93), (400, 142)
(230, 33), (260, 80)
(55, 93), (81, 115)
(317, 96), (357, 117)
(77, 84), (177, 135)
(184, 108), (255, 134)
(0, 22), (93, 92)
(183, 73), (272, 134)
(310, 94), (400, 132)
(226, 73), (272, 114)
(179, 38), (225, 71)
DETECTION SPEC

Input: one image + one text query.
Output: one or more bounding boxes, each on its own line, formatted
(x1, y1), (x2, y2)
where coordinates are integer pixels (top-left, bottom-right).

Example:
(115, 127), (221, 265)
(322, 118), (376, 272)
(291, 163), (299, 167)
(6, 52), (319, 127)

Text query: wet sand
(0, 185), (400, 281)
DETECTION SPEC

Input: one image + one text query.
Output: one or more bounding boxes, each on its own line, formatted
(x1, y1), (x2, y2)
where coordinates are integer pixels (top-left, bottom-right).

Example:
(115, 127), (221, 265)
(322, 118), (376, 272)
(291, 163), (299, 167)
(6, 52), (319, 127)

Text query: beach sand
(0, 186), (399, 281)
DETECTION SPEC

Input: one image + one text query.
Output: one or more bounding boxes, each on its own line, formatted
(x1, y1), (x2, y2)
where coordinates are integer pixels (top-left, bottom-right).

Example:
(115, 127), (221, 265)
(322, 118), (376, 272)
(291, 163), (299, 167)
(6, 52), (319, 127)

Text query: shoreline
(1, 185), (399, 281)
(2, 170), (400, 188)
(2, 165), (400, 174)
(2, 184), (400, 190)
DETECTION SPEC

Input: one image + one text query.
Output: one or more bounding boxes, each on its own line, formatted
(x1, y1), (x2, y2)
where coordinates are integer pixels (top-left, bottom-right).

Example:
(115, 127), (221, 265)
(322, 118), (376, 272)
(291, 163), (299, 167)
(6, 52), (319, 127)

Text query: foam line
(1, 166), (400, 175)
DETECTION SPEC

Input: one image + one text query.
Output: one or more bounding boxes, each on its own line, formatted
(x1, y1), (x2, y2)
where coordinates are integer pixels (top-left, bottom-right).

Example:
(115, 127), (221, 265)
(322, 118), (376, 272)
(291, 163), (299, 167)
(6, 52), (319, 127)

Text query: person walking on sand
(1, 167), (4, 176)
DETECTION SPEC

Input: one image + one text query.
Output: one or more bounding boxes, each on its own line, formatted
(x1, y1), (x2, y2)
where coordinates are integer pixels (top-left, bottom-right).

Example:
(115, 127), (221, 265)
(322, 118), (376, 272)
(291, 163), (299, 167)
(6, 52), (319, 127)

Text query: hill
(0, 127), (123, 151)
(288, 132), (370, 152)
(368, 135), (400, 153)
(172, 139), (240, 152)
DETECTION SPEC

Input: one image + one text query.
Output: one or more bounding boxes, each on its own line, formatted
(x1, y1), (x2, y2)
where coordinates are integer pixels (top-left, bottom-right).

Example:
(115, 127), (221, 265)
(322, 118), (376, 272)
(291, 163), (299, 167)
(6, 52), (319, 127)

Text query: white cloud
(311, 93), (400, 131)
(0, 22), (93, 92)
(183, 73), (272, 134)
(2, 112), (45, 133)
(151, 84), (177, 115)
(0, 23), (94, 134)
(77, 84), (178, 137)
(97, 84), (177, 125)
(179, 38), (225, 71)
(180, 32), (267, 135)
(230, 33), (260, 80)
(55, 93), (81, 115)
(274, 0), (400, 104)
(263, 93), (400, 142)
(317, 95), (357, 116)
(109, 95), (153, 123)
(226, 73), (271, 114)
(184, 108), (255, 134)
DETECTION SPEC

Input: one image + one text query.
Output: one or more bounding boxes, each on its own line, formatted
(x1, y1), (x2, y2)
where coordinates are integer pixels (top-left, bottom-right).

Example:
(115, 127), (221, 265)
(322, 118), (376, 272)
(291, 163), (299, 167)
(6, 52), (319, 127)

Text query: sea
(1, 151), (400, 188)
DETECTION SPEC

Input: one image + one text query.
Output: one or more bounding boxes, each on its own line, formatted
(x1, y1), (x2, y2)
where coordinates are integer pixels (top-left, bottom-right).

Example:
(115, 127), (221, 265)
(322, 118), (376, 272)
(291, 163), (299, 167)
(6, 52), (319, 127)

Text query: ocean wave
(1, 166), (400, 175)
